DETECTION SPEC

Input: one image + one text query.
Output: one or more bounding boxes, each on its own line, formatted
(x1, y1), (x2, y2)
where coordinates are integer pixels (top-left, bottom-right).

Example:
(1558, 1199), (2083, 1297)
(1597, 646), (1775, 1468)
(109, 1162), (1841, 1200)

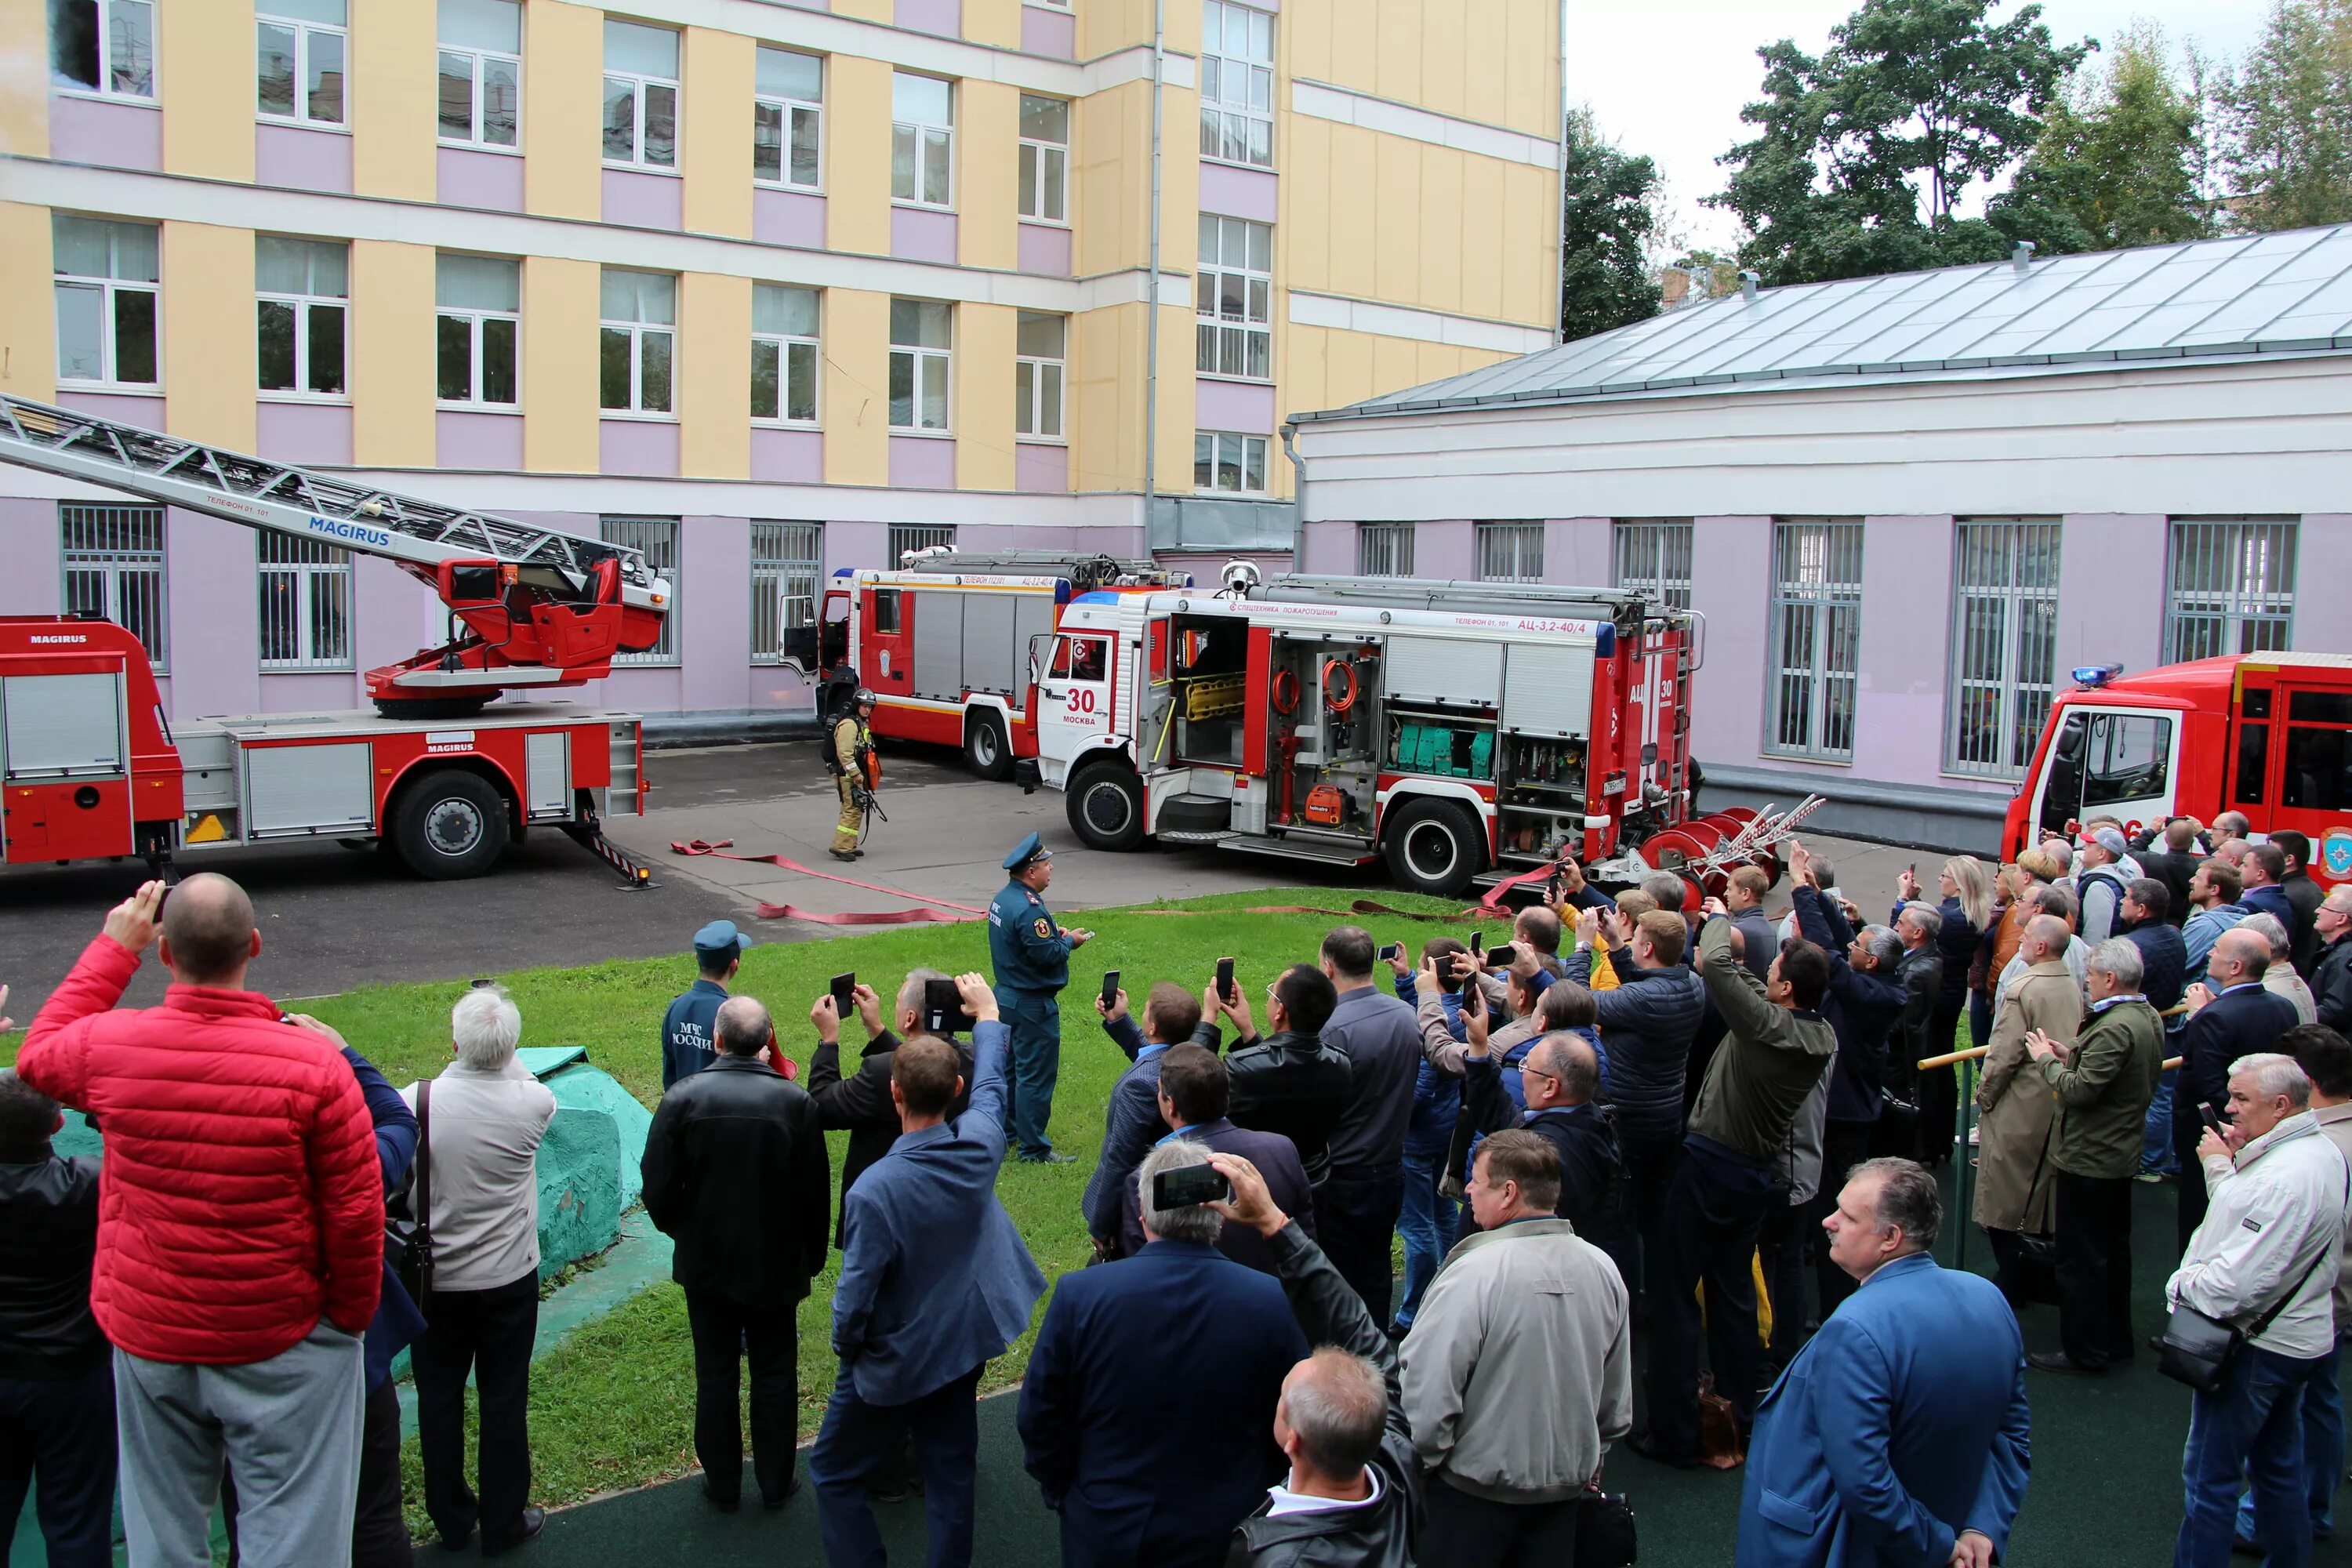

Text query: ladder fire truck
(1017, 564), (1709, 897)
(782, 549), (1189, 779)
(0, 394), (665, 882)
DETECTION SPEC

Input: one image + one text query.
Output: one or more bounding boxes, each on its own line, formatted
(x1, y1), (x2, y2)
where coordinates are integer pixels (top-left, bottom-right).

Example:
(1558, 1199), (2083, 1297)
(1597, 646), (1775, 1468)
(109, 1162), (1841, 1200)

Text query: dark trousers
(412, 1269), (539, 1544)
(1000, 992), (1062, 1158)
(1621, 1124), (1682, 1308)
(1757, 1198), (1814, 1367)
(0, 1359), (116, 1568)
(1421, 1475), (1581, 1568)
(810, 1363), (983, 1568)
(1646, 1138), (1780, 1457)
(2179, 1102), (2214, 1250)
(1314, 1160), (1406, 1326)
(1815, 1121), (1874, 1317)
(354, 1377), (411, 1568)
(1915, 996), (1965, 1164)
(2055, 1169), (2136, 1370)
(685, 1288), (800, 1505)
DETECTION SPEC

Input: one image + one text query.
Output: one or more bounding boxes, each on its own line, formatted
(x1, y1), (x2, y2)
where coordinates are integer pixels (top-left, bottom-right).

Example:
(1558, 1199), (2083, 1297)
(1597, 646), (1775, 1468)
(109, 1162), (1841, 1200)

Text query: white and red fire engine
(0, 394), (662, 883)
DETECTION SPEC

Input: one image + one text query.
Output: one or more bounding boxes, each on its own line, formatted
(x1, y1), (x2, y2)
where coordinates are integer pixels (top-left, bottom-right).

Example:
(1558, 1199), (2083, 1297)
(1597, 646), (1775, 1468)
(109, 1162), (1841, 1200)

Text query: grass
(4, 884), (1473, 1534)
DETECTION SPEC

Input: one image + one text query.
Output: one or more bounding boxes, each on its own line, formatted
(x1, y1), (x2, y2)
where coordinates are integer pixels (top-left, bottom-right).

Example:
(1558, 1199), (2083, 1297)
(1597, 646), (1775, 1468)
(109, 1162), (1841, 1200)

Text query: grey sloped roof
(1297, 223), (2352, 423)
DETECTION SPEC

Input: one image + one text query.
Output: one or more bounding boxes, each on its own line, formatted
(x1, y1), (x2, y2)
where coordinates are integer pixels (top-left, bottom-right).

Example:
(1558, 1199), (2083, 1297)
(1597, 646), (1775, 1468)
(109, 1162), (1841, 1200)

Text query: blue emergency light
(2071, 663), (2123, 688)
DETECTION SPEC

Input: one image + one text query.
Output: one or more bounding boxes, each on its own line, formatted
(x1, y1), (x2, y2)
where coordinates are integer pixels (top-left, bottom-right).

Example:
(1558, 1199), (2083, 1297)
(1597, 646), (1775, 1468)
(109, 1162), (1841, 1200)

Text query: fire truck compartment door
(961, 592), (1019, 696)
(2, 672), (125, 779)
(245, 743), (375, 837)
(1385, 638), (1502, 710)
(1502, 643), (1595, 739)
(526, 731), (571, 818)
(912, 592), (965, 700)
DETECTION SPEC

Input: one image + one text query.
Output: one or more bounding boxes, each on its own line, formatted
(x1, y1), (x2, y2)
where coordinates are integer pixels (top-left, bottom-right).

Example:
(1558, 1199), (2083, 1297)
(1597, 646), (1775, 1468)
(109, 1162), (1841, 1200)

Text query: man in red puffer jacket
(17, 875), (383, 1568)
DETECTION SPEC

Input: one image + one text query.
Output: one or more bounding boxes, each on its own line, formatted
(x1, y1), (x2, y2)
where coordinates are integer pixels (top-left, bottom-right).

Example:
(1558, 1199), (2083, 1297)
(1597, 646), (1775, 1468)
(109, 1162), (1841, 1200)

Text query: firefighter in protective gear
(827, 689), (878, 861)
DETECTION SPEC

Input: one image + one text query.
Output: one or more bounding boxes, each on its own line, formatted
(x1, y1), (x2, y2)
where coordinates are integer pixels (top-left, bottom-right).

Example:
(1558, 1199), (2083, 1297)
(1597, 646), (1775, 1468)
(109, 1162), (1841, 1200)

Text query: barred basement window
(257, 533), (352, 670)
(2166, 518), (2296, 662)
(1476, 522), (1543, 583)
(1613, 519), (1691, 611)
(750, 521), (822, 664)
(603, 516), (678, 663)
(888, 524), (954, 565)
(1947, 520), (2060, 779)
(60, 503), (166, 668)
(1766, 518), (1864, 761)
(1358, 523), (1414, 577)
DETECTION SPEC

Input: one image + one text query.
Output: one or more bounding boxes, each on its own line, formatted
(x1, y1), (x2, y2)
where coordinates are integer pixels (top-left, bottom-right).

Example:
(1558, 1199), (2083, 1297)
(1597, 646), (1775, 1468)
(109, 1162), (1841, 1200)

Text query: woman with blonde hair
(1896, 854), (1995, 1165)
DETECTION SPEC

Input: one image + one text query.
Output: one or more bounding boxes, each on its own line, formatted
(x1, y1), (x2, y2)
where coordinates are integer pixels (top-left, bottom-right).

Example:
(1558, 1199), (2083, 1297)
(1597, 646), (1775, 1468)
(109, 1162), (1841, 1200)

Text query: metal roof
(1297, 223), (2352, 423)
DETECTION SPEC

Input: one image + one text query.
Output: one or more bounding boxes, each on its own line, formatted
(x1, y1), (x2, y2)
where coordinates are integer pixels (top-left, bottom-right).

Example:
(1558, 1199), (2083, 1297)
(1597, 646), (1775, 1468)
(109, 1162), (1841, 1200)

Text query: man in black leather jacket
(1207, 964), (1354, 1186)
(1210, 1150), (1419, 1568)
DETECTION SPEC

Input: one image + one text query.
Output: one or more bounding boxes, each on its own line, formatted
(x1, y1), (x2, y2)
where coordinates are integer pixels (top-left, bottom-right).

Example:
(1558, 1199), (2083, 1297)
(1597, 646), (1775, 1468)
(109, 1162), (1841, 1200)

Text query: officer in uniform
(987, 833), (1093, 1163)
(827, 688), (879, 862)
(661, 920), (753, 1090)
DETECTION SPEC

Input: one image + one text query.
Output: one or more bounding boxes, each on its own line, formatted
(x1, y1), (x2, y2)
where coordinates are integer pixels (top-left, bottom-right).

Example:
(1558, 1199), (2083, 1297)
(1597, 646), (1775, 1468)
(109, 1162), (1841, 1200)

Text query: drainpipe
(1143, 0), (1167, 537)
(1280, 422), (1305, 569)
(1552, 0), (1570, 344)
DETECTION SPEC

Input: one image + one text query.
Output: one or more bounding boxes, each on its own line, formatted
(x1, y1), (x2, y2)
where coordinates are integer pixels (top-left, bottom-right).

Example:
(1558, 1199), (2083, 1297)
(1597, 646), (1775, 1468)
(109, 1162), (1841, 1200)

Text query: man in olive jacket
(2024, 939), (2164, 1374)
(1973, 914), (2080, 1308)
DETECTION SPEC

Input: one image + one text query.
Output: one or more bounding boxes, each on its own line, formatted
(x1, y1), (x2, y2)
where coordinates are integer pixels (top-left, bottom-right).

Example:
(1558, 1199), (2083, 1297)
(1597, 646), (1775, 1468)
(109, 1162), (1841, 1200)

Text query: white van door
(1034, 630), (1114, 780)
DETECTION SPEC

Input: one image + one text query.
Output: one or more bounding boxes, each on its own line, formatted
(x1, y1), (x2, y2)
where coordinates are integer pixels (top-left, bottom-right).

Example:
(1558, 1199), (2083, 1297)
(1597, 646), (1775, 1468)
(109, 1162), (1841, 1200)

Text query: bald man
(1974, 915), (2081, 1305)
(2174, 927), (2303, 1247)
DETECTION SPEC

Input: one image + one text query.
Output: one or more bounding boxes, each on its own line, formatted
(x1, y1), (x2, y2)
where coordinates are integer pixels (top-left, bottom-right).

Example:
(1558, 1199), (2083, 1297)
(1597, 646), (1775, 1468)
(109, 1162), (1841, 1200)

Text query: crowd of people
(3, 807), (2350, 1568)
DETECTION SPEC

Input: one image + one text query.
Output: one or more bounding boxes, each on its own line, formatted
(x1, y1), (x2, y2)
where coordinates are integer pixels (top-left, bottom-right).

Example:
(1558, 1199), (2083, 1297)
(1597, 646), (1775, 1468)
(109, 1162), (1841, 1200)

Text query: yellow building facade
(0, 0), (1560, 718)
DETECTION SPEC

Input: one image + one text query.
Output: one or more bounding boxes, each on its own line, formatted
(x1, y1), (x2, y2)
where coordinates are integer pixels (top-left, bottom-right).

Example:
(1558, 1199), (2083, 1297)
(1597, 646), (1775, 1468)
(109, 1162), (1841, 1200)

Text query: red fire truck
(2002, 653), (2352, 886)
(1015, 566), (1703, 896)
(0, 395), (659, 883)
(783, 550), (1189, 779)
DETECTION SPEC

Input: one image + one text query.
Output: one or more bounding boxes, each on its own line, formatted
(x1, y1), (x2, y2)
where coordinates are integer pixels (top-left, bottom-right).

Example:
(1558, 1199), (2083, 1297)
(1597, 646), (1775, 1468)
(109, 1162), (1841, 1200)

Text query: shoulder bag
(2160, 1163), (2348, 1395)
(388, 1080), (434, 1309)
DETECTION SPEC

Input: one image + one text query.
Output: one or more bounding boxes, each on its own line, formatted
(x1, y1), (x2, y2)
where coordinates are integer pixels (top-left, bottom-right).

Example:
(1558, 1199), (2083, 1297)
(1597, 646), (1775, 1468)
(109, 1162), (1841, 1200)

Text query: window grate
(888, 524), (954, 566)
(257, 532), (352, 670)
(1358, 523), (1415, 577)
(1946, 520), (2061, 778)
(2165, 518), (2296, 662)
(1766, 519), (1864, 761)
(60, 503), (167, 668)
(603, 517), (679, 663)
(1476, 522), (1543, 584)
(750, 521), (822, 664)
(1613, 519), (1691, 611)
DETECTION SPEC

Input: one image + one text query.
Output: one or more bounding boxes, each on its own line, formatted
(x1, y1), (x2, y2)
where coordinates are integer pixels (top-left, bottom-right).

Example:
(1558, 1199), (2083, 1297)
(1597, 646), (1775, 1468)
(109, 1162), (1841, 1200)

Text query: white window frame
(887, 299), (953, 433)
(1018, 95), (1069, 225)
(753, 47), (822, 193)
(1766, 517), (1864, 763)
(1357, 522), (1414, 577)
(50, 0), (156, 102)
(436, 0), (521, 151)
(602, 22), (679, 172)
(1612, 518), (1692, 612)
(599, 269), (675, 419)
(890, 72), (954, 210)
(1194, 430), (1268, 494)
(751, 284), (820, 427)
(1199, 0), (1274, 169)
(256, 1), (347, 129)
(1196, 214), (1272, 382)
(2165, 517), (2298, 663)
(60, 503), (167, 669)
(1945, 519), (2061, 779)
(256, 237), (348, 400)
(53, 216), (159, 389)
(257, 533), (353, 671)
(1014, 312), (1065, 441)
(750, 521), (823, 664)
(603, 516), (679, 664)
(434, 255), (520, 409)
(1476, 521), (1544, 583)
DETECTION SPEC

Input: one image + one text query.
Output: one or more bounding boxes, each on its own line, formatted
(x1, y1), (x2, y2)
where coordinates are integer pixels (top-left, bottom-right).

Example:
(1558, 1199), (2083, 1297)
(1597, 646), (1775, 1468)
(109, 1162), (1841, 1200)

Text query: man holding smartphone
(987, 834), (1093, 1163)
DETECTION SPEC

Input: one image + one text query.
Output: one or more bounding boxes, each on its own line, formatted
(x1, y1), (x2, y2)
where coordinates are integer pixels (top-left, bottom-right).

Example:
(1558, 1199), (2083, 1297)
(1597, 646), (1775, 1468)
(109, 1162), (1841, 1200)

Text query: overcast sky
(1566, 1), (2274, 255)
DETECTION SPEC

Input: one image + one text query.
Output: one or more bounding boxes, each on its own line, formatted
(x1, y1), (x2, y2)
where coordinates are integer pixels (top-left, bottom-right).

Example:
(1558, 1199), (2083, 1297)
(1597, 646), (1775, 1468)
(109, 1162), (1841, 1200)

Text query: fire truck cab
(2004, 653), (2352, 885)
(1024, 568), (1699, 897)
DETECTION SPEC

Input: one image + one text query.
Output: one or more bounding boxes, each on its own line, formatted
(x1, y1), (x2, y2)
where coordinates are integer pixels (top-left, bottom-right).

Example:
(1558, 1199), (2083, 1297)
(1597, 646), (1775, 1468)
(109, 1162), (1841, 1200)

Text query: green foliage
(1559, 109), (1664, 343)
(1991, 21), (2212, 252)
(1714, 0), (2091, 283)
(2223, 0), (2352, 231)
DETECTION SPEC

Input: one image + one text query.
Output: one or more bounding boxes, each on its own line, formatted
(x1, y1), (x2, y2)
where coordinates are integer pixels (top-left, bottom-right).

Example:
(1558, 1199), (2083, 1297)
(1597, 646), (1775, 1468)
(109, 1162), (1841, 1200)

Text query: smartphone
(1100, 970), (1121, 1011)
(1546, 871), (1564, 906)
(1485, 945), (1517, 967)
(1436, 952), (1464, 994)
(1458, 971), (1484, 1014)
(1215, 956), (1236, 1004)
(829, 972), (857, 1019)
(1377, 942), (1403, 963)
(921, 978), (976, 1036)
(1470, 931), (1486, 957)
(1151, 1165), (1232, 1210)
(2198, 1104), (2225, 1134)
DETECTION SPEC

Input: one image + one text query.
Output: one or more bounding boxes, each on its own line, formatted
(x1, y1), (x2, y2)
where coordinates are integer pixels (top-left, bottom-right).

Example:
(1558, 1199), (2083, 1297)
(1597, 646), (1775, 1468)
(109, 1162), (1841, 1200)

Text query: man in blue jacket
(662, 921), (752, 1090)
(808, 973), (1047, 1568)
(1080, 981), (1205, 1256)
(1737, 1157), (2031, 1568)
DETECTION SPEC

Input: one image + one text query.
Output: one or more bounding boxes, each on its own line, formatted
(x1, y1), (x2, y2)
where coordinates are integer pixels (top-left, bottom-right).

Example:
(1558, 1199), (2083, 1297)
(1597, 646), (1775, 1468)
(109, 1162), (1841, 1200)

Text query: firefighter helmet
(853, 688), (878, 707)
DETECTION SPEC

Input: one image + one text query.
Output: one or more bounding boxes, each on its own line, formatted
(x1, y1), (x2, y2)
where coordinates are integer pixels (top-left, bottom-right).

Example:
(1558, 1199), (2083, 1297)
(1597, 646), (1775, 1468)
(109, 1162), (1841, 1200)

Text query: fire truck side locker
(0, 664), (136, 865)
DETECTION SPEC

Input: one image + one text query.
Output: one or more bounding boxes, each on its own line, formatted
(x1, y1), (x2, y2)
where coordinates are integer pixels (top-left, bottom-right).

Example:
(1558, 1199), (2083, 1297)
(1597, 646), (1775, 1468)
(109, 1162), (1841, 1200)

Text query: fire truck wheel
(1065, 761), (1146, 851)
(1383, 797), (1486, 898)
(964, 712), (1014, 782)
(390, 769), (510, 880)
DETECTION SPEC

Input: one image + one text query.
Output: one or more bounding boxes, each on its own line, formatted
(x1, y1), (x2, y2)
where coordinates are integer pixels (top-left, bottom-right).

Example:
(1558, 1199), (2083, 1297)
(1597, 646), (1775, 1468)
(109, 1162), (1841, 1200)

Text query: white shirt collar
(1264, 1466), (1384, 1519)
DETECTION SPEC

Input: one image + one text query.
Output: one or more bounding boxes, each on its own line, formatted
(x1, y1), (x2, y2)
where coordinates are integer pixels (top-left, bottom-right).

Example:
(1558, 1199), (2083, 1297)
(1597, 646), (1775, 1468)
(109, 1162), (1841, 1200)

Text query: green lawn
(6, 886), (1471, 1532)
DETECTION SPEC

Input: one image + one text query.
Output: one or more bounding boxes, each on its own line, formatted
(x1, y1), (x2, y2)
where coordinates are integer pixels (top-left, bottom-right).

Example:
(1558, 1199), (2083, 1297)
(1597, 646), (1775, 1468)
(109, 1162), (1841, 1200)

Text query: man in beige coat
(1974, 913), (2082, 1307)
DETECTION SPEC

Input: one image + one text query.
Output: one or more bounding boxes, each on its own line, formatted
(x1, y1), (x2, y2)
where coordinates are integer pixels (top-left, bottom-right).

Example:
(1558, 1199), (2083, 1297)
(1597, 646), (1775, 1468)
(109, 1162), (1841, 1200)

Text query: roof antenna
(1739, 270), (1760, 303)
(2012, 240), (2037, 272)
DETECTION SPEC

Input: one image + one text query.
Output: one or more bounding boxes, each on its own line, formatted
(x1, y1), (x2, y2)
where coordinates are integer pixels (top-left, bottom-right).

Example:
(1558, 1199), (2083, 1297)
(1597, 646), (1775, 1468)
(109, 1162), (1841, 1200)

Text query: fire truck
(782, 549), (1189, 779)
(1015, 564), (1704, 897)
(0, 394), (662, 883)
(2003, 653), (2352, 886)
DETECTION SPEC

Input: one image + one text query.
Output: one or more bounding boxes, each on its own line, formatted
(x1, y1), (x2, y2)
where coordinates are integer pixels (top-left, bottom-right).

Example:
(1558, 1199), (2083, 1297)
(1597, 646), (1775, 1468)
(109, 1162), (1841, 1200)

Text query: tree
(1713, 0), (2091, 284)
(1991, 22), (2211, 252)
(1559, 110), (1664, 342)
(2223, 0), (2352, 232)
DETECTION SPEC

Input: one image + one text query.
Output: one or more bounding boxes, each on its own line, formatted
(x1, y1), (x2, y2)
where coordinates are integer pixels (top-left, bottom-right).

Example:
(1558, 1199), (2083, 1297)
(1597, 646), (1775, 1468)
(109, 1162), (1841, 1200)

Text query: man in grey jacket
(1399, 1130), (1631, 1566)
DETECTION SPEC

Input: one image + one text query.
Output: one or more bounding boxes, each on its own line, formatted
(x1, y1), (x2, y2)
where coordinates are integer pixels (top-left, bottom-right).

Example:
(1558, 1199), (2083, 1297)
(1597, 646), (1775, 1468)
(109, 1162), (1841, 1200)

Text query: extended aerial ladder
(0, 393), (670, 717)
